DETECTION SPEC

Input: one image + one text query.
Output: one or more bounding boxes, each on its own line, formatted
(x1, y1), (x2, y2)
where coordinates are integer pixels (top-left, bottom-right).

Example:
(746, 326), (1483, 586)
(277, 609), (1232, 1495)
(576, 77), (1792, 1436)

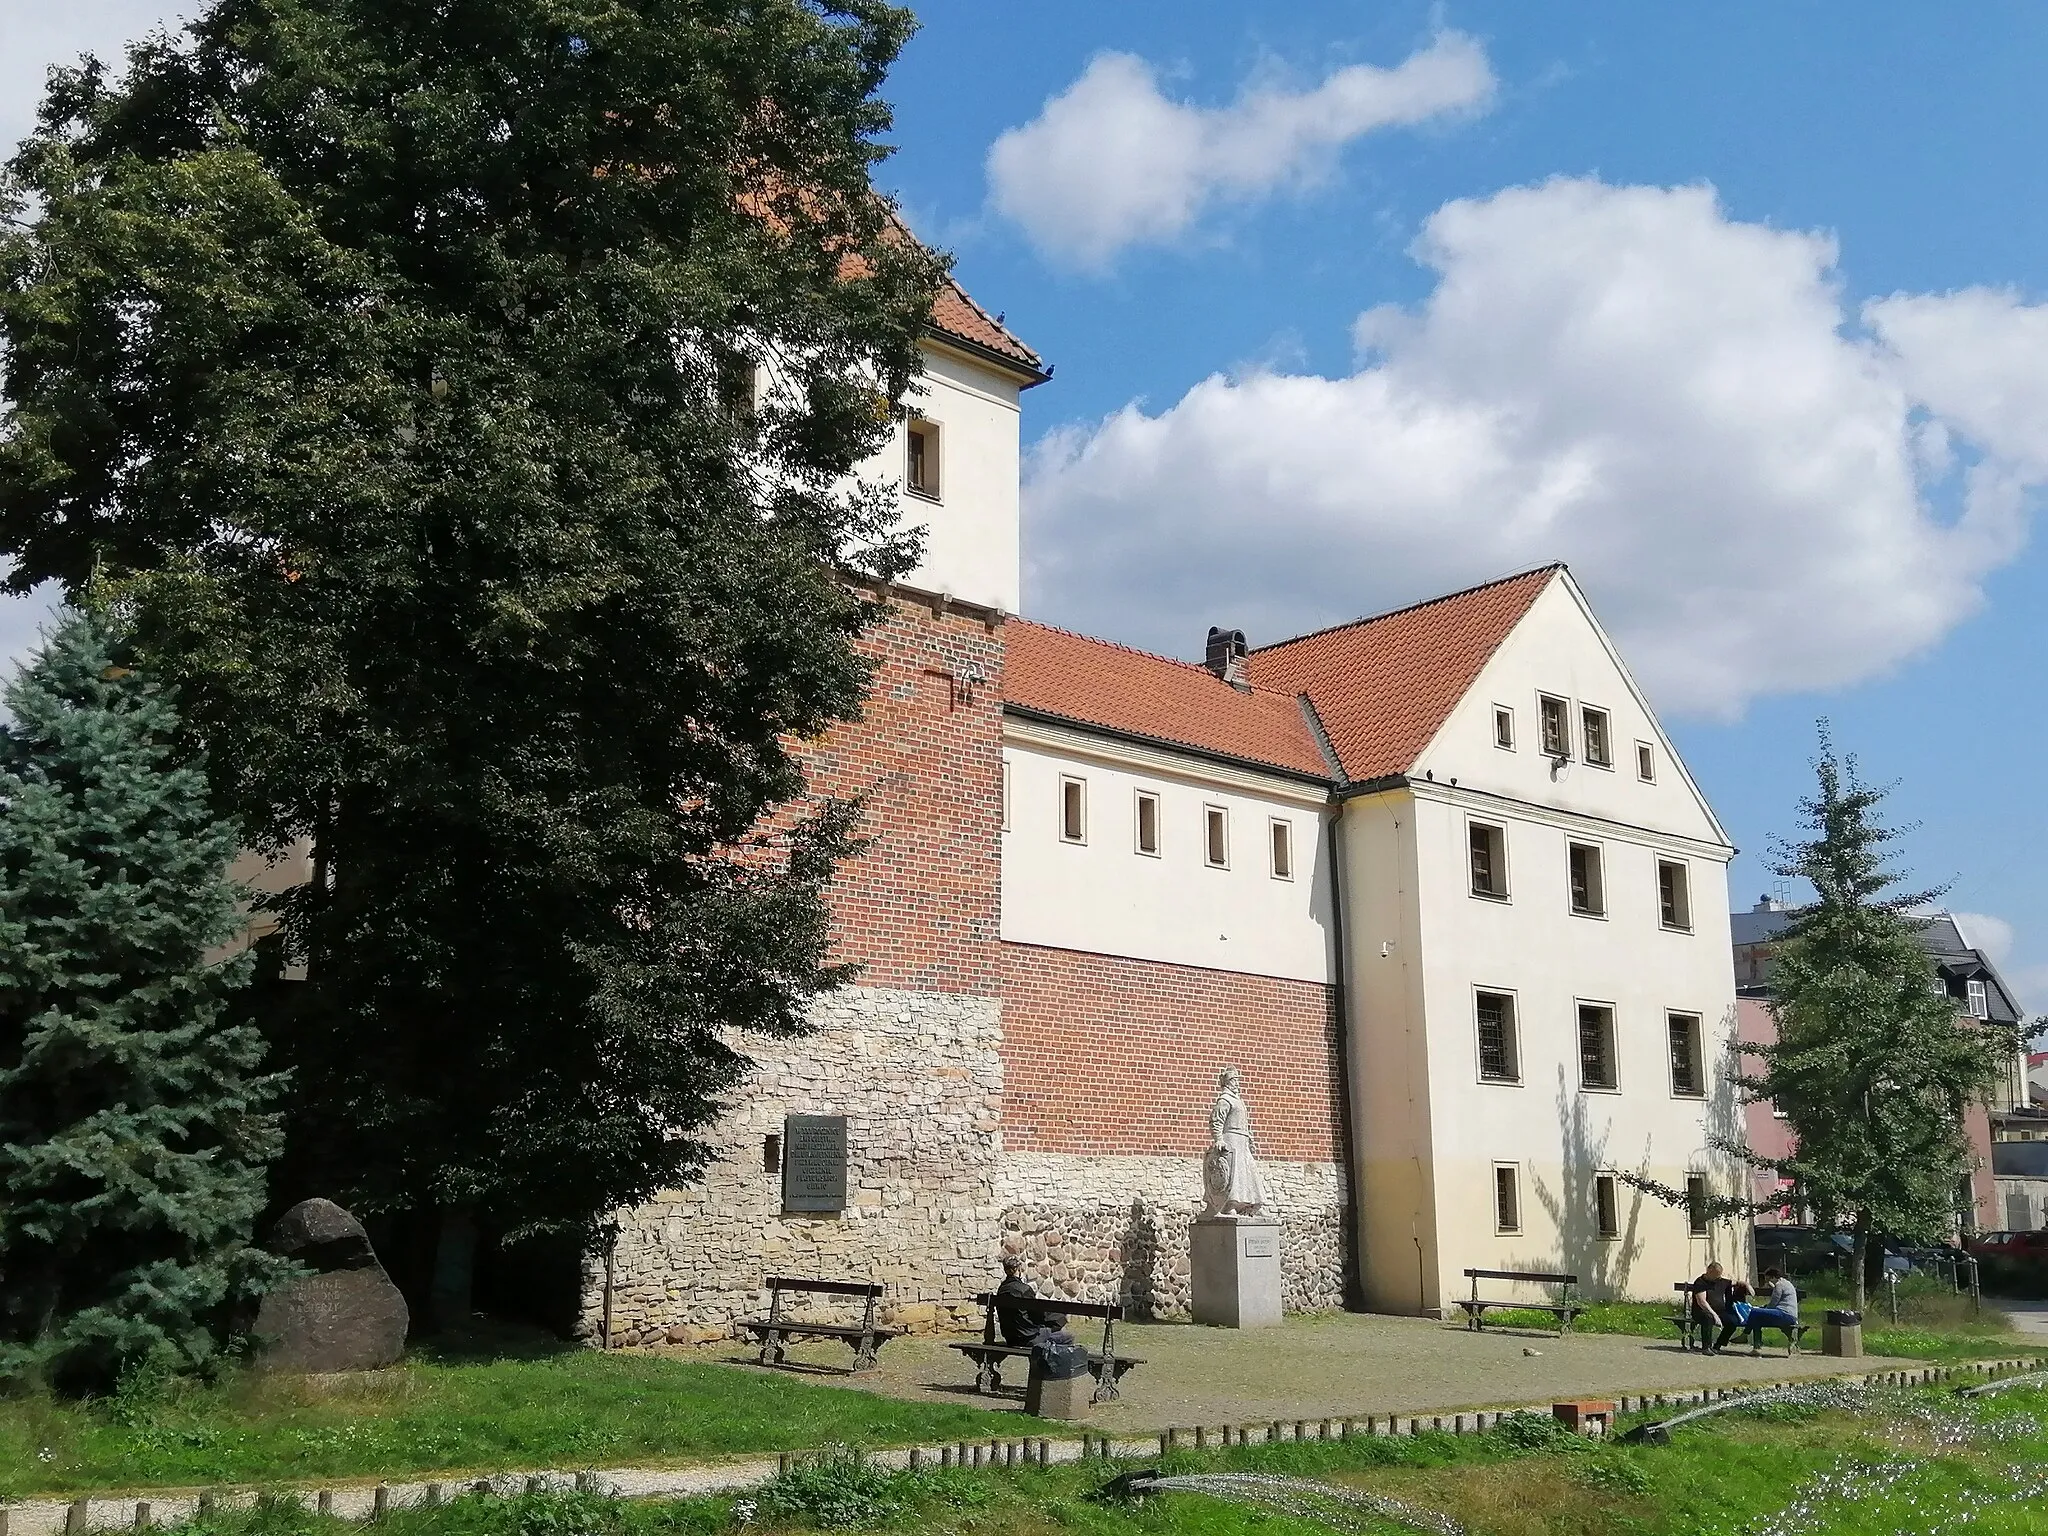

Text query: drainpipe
(1327, 798), (1366, 1310)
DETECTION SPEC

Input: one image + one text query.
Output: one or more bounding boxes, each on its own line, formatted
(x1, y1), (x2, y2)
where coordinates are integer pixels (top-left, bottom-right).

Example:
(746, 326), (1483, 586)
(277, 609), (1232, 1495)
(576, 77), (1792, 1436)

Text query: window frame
(1474, 988), (1522, 1085)
(1567, 839), (1607, 919)
(1538, 693), (1572, 759)
(1657, 859), (1693, 932)
(1203, 804), (1230, 869)
(1636, 741), (1657, 782)
(1667, 1011), (1705, 1098)
(1968, 978), (1990, 1020)
(1468, 819), (1510, 902)
(1493, 705), (1516, 751)
(1595, 1171), (1621, 1241)
(1268, 817), (1294, 881)
(905, 417), (941, 501)
(1001, 759), (1012, 832)
(1493, 1163), (1522, 1236)
(1580, 704), (1614, 769)
(1576, 999), (1620, 1092)
(1685, 1173), (1711, 1237)
(1134, 789), (1161, 858)
(1059, 774), (1087, 845)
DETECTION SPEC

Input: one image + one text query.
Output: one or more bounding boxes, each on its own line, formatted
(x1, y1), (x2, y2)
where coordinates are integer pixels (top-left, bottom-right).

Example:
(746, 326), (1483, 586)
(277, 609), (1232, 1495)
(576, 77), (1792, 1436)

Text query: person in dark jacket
(995, 1257), (1068, 1346)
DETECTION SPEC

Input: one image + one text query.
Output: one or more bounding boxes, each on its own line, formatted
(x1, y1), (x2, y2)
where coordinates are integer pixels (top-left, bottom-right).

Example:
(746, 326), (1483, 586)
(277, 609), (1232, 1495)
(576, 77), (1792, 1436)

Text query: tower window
(906, 419), (941, 499)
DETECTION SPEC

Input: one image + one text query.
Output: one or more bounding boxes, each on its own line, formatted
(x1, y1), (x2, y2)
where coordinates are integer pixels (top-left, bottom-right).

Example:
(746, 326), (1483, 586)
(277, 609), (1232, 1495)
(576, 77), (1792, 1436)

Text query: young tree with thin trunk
(0, 612), (286, 1390)
(1738, 726), (2016, 1311)
(0, 0), (943, 1320)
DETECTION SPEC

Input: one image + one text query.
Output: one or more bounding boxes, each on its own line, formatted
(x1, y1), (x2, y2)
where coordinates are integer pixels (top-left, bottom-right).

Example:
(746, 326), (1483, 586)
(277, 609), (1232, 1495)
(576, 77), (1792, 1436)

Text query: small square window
(1269, 818), (1293, 880)
(1493, 706), (1515, 750)
(1568, 842), (1606, 917)
(1636, 741), (1656, 782)
(1686, 1173), (1710, 1237)
(1470, 822), (1509, 899)
(906, 419), (941, 499)
(1578, 1002), (1617, 1090)
(1204, 805), (1229, 868)
(1668, 1012), (1704, 1097)
(1476, 990), (1519, 1083)
(1135, 791), (1160, 856)
(1539, 695), (1571, 758)
(1581, 706), (1612, 768)
(1658, 860), (1692, 931)
(1595, 1173), (1620, 1240)
(1060, 776), (1086, 843)
(1494, 1164), (1521, 1235)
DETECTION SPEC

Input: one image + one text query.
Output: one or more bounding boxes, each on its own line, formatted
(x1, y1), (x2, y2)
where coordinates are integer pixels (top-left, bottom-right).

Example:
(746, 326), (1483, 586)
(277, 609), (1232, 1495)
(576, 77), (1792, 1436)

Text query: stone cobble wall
(995, 1151), (1346, 1319)
(578, 986), (1003, 1345)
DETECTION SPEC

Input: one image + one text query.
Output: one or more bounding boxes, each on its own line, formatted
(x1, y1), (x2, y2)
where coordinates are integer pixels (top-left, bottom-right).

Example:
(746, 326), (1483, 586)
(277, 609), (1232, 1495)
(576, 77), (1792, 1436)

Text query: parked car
(1965, 1229), (2048, 1259)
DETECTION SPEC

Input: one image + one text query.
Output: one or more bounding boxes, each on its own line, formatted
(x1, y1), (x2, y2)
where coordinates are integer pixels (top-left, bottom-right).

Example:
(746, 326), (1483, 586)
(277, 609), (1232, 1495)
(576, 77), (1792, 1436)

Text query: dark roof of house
(1732, 903), (2027, 1024)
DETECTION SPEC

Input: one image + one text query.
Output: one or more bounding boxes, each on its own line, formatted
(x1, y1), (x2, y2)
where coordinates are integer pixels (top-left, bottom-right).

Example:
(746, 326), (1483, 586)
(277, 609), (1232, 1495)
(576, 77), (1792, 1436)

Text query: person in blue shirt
(1746, 1268), (1799, 1353)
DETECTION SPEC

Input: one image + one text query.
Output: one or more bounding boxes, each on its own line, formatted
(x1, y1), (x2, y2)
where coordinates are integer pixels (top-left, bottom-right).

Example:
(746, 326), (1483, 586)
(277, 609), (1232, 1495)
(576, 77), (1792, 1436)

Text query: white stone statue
(1201, 1066), (1270, 1217)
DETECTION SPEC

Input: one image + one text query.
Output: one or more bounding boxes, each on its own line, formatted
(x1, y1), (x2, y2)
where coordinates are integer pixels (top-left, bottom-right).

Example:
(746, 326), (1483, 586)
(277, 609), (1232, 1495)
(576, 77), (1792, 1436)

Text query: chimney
(1205, 626), (1250, 690)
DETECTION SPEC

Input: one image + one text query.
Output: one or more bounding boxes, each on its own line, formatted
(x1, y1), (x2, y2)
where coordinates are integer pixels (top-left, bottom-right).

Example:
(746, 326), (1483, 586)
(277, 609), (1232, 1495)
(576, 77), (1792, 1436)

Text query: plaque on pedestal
(1190, 1216), (1283, 1328)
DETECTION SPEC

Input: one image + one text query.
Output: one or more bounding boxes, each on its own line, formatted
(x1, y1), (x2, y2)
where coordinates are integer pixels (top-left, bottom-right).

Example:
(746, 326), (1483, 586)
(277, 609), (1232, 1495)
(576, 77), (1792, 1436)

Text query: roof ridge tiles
(1250, 563), (1565, 654)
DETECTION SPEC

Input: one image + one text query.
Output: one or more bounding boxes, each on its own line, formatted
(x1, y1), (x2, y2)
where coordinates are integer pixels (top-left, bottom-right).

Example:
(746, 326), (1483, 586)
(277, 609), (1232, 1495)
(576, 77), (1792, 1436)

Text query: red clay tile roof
(1004, 621), (1332, 779)
(929, 270), (1045, 378)
(1246, 567), (1560, 783)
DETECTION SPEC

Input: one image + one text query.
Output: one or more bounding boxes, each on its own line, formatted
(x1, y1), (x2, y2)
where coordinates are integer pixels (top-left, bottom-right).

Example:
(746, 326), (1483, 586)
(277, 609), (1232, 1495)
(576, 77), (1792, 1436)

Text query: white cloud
(1024, 177), (2048, 718)
(1, 4), (194, 159)
(987, 32), (1495, 271)
(1951, 912), (2016, 965)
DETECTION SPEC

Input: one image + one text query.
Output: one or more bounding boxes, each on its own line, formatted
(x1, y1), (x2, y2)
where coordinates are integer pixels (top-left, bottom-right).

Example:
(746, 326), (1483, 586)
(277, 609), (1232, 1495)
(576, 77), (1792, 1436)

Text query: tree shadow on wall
(1530, 1065), (1646, 1302)
(1120, 1199), (1163, 1319)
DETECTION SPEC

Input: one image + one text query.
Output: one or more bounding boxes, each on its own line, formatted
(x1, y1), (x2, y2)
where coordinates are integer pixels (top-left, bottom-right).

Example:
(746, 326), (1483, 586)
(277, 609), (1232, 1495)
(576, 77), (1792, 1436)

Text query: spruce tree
(0, 612), (285, 1391)
(0, 1), (944, 1309)
(1739, 727), (2016, 1310)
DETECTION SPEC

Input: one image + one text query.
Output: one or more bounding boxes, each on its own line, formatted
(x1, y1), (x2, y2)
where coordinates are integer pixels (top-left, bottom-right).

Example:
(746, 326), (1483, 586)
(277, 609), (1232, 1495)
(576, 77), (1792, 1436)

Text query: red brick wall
(796, 594), (1005, 996)
(1000, 942), (1343, 1163)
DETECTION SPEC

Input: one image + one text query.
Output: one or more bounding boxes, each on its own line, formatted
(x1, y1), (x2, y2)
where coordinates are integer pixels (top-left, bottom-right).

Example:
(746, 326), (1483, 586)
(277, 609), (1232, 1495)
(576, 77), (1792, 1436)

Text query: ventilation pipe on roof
(1205, 627), (1250, 691)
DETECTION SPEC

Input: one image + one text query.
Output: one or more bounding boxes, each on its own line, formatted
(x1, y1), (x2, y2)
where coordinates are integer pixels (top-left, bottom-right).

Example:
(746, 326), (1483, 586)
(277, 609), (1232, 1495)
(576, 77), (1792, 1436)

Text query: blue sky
(5, 2), (2047, 1006)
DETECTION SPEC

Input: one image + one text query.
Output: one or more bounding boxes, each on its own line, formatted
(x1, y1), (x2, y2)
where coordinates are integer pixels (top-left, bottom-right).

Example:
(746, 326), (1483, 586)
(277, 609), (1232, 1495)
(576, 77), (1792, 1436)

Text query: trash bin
(1823, 1309), (1863, 1358)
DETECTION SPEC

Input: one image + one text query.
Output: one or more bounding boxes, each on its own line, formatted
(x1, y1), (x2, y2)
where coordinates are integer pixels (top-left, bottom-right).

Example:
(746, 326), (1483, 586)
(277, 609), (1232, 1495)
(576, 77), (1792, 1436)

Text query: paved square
(700, 1311), (1923, 1430)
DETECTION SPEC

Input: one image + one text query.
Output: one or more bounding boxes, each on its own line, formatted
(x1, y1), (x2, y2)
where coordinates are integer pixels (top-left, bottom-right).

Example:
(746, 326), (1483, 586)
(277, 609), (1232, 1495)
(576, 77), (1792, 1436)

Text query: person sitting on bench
(1690, 1262), (1732, 1354)
(1746, 1268), (1799, 1354)
(996, 1257), (1068, 1346)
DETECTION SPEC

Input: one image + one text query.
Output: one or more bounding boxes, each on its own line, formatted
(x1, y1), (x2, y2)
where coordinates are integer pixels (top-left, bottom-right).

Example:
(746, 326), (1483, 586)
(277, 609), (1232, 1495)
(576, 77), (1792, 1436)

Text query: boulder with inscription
(252, 1198), (410, 1372)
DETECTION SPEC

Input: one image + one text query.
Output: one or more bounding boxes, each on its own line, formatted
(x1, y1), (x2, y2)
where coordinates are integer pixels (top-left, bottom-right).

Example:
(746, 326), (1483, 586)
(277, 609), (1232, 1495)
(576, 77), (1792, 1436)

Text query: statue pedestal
(1190, 1216), (1283, 1328)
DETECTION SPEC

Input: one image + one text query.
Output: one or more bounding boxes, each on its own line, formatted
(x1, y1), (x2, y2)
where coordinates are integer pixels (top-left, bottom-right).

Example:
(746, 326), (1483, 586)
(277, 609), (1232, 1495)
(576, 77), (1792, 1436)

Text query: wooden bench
(1668, 1282), (1810, 1354)
(737, 1277), (901, 1373)
(1454, 1268), (1582, 1335)
(948, 1293), (1144, 1404)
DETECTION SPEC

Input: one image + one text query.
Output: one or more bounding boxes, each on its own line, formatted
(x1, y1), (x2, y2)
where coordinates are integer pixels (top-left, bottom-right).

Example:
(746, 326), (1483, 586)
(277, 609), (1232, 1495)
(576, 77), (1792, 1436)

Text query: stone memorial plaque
(782, 1114), (848, 1213)
(1243, 1230), (1278, 1259)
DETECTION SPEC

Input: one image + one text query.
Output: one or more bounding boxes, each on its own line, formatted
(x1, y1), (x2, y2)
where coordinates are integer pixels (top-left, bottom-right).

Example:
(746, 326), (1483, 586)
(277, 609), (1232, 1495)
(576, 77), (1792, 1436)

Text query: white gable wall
(853, 341), (1024, 614)
(1346, 573), (1743, 1313)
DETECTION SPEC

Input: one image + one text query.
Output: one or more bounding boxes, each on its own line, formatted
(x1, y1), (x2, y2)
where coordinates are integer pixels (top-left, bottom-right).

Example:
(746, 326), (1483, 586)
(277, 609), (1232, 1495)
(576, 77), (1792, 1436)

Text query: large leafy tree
(1739, 728), (2017, 1309)
(0, 0), (943, 1317)
(0, 611), (285, 1390)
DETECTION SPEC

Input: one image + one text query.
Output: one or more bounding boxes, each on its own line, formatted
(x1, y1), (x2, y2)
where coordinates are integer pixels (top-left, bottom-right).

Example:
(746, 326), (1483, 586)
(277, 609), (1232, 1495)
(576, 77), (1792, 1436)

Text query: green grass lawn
(121, 1375), (2048, 1535)
(0, 1346), (1039, 1499)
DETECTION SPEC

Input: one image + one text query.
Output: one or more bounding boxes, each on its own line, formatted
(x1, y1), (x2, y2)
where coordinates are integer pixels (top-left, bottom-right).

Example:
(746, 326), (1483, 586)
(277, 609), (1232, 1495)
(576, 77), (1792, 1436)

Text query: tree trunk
(430, 1207), (478, 1332)
(1849, 1212), (1870, 1313)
